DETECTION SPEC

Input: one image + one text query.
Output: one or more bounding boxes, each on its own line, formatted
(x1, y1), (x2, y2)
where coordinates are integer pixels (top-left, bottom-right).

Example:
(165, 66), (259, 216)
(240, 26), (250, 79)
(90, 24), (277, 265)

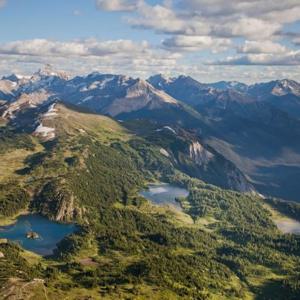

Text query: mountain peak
(33, 64), (69, 80)
(147, 74), (175, 89)
(272, 79), (300, 96)
(1, 74), (20, 83)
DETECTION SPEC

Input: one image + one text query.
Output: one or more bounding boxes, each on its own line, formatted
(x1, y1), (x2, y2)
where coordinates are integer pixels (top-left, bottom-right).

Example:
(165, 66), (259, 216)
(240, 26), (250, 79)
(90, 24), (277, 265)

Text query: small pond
(140, 183), (189, 211)
(0, 214), (78, 256)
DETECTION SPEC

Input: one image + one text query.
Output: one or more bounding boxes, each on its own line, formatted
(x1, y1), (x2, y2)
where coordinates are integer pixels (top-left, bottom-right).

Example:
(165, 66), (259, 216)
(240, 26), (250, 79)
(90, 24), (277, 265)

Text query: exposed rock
(103, 79), (178, 117)
(189, 141), (214, 166)
(26, 231), (40, 239)
(227, 169), (256, 194)
(0, 251), (4, 258)
(1, 90), (51, 119)
(160, 148), (170, 157)
(33, 181), (82, 222)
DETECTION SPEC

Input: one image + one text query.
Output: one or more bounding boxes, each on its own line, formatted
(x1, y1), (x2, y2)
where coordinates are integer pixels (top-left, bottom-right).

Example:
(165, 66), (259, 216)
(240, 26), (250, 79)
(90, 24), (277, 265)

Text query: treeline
(0, 127), (35, 154)
(0, 183), (30, 216)
(266, 198), (300, 222)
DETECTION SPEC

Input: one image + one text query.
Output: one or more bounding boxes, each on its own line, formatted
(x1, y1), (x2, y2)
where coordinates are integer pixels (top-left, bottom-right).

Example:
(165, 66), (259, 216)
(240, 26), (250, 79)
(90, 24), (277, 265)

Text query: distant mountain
(248, 79), (300, 98)
(64, 73), (181, 117)
(148, 74), (300, 201)
(2, 67), (300, 200)
(125, 120), (255, 193)
(208, 81), (248, 92)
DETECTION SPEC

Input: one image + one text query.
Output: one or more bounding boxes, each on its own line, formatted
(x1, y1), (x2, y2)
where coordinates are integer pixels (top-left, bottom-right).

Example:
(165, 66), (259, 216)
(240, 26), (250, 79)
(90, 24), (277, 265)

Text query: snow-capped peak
(272, 79), (300, 97)
(32, 64), (69, 81)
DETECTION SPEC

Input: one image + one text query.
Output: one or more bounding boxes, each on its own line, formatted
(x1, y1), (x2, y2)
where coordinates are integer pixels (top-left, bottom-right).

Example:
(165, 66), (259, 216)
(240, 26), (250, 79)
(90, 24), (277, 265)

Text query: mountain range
(1, 65), (300, 299)
(1, 65), (300, 201)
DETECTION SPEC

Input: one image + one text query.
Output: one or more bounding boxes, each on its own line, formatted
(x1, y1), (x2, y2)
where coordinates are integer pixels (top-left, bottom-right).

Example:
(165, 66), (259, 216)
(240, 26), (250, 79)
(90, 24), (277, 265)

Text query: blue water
(140, 183), (189, 211)
(0, 214), (78, 256)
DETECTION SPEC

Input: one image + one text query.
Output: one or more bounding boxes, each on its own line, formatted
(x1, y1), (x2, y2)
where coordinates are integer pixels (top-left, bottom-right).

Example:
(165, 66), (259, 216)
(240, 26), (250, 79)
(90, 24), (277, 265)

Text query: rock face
(1, 91), (51, 120)
(0, 251), (4, 258)
(189, 141), (214, 166)
(33, 181), (82, 222)
(186, 140), (255, 193)
(103, 79), (178, 117)
(54, 193), (80, 222)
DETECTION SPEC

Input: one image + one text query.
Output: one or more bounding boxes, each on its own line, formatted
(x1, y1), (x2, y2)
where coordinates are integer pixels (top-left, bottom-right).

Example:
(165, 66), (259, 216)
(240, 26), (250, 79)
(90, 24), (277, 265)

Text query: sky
(0, 0), (300, 83)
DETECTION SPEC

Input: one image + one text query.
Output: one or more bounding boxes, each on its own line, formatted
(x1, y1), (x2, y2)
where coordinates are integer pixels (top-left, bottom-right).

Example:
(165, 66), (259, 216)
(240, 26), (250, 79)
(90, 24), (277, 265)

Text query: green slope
(0, 104), (300, 300)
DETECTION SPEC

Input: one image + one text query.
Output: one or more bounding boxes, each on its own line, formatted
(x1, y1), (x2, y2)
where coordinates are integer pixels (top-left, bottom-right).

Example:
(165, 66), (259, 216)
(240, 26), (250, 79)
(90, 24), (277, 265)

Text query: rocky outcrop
(1, 91), (51, 120)
(104, 79), (178, 117)
(33, 181), (82, 222)
(26, 231), (40, 239)
(226, 166), (256, 194)
(189, 141), (214, 167)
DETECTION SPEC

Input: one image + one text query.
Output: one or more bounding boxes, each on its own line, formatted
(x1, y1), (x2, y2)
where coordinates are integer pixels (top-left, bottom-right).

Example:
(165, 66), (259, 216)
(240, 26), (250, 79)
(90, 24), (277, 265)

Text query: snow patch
(160, 148), (170, 157)
(34, 123), (55, 139)
(156, 126), (177, 135)
(43, 103), (58, 118)
(81, 95), (94, 103)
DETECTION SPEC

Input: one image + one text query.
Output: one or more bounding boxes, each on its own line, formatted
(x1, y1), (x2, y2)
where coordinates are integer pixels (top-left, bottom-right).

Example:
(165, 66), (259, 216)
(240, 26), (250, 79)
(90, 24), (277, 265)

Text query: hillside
(0, 102), (300, 299)
(148, 74), (300, 202)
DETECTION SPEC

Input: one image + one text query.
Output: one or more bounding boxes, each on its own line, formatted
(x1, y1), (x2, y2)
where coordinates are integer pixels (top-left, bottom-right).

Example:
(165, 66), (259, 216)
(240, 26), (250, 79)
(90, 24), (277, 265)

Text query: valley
(0, 68), (300, 299)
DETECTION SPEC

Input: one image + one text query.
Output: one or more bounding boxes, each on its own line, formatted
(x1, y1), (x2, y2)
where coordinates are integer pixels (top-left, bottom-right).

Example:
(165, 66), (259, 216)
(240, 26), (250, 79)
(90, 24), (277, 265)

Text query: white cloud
(128, 4), (192, 34)
(120, 0), (300, 51)
(0, 39), (150, 57)
(213, 18), (281, 40)
(162, 35), (231, 52)
(0, 38), (183, 79)
(178, 0), (300, 21)
(1, 53), (300, 84)
(238, 41), (287, 54)
(96, 0), (141, 12)
(211, 51), (300, 66)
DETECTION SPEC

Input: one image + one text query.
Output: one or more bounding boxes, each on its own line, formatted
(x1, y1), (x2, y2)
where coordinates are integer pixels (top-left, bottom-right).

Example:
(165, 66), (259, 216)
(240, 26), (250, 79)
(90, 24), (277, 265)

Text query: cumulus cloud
(0, 39), (150, 57)
(128, 4), (191, 34)
(0, 38), (183, 79)
(212, 18), (281, 40)
(96, 0), (141, 12)
(238, 41), (287, 54)
(211, 51), (300, 66)
(122, 1), (299, 50)
(162, 35), (231, 52)
(178, 0), (300, 20)
(127, 0), (300, 39)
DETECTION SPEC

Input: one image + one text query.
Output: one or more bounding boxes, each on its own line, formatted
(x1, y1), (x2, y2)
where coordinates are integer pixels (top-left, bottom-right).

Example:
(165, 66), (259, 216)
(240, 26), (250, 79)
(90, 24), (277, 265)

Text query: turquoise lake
(140, 183), (189, 211)
(0, 214), (78, 256)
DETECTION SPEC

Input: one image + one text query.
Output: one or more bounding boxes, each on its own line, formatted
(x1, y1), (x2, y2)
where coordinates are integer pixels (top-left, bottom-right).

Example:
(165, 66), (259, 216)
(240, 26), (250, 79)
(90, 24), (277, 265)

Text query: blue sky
(0, 0), (299, 83)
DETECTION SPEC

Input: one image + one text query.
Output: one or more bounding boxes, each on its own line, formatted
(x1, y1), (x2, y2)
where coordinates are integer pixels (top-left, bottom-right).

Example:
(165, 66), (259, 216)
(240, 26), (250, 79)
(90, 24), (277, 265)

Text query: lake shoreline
(263, 203), (300, 235)
(0, 209), (30, 226)
(0, 214), (78, 256)
(140, 182), (189, 212)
